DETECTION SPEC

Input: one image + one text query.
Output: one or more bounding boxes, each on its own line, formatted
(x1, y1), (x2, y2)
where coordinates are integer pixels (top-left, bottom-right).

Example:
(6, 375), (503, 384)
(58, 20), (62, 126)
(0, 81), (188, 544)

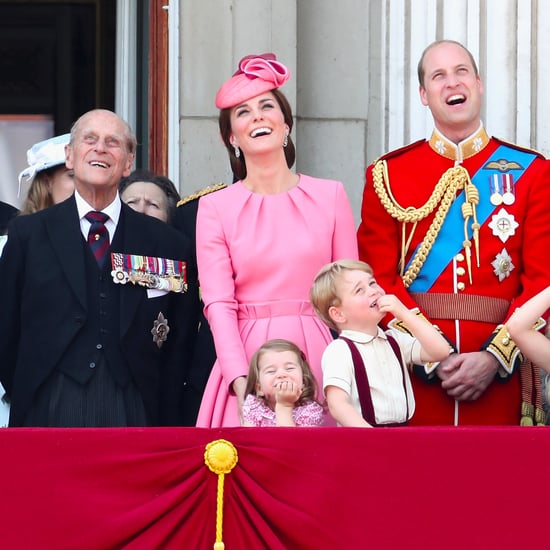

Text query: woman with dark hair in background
(119, 169), (180, 224)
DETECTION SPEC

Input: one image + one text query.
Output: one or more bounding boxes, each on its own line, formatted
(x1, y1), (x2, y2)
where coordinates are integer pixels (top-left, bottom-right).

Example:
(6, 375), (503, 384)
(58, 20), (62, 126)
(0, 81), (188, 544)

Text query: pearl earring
(233, 145), (240, 158)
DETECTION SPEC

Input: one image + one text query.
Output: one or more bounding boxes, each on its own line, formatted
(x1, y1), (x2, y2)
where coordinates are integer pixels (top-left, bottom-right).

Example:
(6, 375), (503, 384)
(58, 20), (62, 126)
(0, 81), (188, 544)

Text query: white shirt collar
(340, 327), (387, 344)
(75, 189), (121, 225)
(76, 189), (121, 242)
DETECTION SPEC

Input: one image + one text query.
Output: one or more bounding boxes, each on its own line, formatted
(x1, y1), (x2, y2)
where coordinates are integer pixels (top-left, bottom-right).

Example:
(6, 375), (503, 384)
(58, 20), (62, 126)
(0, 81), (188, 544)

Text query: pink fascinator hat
(215, 53), (291, 109)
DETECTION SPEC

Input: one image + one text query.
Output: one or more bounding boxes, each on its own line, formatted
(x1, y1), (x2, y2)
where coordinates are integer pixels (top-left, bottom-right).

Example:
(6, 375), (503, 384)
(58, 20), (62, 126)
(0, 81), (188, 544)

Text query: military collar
(428, 125), (490, 162)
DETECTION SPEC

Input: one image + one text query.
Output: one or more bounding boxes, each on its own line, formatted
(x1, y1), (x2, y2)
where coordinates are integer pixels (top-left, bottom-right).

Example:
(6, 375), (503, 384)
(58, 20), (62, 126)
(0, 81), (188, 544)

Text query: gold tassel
(461, 178), (481, 284)
(520, 401), (534, 426)
(534, 407), (546, 426)
(519, 359), (545, 426)
(464, 181), (480, 267)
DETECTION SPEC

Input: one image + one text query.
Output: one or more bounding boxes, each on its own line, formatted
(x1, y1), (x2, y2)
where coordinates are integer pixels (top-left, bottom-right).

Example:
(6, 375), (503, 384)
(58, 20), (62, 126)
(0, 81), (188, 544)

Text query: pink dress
(195, 175), (358, 427)
(242, 394), (324, 426)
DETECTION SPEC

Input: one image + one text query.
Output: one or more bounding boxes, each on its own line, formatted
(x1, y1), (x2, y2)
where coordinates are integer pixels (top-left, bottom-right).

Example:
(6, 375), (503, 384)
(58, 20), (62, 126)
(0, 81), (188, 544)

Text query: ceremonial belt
(408, 144), (537, 293)
(410, 292), (510, 324)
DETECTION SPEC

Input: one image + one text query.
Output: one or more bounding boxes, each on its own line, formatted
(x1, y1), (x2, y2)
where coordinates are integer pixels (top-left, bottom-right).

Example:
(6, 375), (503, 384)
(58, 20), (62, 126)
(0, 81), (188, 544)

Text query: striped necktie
(85, 211), (110, 268)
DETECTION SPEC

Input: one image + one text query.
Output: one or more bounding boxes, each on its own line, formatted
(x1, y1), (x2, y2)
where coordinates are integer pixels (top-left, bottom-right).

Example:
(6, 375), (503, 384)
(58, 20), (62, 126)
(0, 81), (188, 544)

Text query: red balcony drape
(1, 427), (548, 549)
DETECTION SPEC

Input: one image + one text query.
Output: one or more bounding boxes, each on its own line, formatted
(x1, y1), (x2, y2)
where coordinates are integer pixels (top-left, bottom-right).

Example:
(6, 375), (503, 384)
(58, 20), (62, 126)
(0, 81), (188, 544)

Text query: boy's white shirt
(322, 327), (419, 425)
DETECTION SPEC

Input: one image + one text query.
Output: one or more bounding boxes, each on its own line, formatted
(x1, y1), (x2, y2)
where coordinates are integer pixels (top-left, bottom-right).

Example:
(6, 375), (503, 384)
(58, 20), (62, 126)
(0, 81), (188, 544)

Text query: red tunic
(357, 130), (550, 425)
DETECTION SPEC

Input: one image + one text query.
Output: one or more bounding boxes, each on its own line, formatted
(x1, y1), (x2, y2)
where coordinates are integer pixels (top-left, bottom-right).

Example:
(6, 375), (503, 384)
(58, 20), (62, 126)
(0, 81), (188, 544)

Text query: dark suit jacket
(0, 201), (19, 235)
(0, 196), (199, 426)
(174, 196), (217, 425)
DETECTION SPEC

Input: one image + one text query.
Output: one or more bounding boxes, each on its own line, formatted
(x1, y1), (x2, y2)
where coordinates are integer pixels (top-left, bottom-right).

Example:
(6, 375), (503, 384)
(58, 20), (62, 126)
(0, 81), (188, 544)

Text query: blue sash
(408, 145), (536, 292)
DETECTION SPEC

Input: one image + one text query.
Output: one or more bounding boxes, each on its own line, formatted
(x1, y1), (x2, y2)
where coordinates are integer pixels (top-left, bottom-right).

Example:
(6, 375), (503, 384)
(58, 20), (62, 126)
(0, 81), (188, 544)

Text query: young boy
(310, 260), (450, 427)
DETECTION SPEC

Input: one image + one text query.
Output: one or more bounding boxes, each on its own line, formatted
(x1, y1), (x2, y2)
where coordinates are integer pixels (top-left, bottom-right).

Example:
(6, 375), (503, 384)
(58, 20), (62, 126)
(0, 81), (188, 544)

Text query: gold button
(456, 267), (465, 276)
(457, 282), (465, 291)
(456, 253), (464, 262)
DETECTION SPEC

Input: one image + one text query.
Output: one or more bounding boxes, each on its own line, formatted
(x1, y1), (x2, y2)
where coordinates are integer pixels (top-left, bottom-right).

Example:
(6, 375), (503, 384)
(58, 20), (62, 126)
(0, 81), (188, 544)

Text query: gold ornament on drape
(204, 439), (239, 550)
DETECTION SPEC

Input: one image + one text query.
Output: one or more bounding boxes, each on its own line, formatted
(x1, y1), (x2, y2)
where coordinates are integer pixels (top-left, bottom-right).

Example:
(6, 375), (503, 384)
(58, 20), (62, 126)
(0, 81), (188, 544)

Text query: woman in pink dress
(196, 53), (358, 427)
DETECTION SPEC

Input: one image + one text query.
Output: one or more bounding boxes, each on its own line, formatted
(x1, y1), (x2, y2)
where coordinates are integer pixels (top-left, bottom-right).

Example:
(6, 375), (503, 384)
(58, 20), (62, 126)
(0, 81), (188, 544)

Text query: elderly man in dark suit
(0, 109), (199, 427)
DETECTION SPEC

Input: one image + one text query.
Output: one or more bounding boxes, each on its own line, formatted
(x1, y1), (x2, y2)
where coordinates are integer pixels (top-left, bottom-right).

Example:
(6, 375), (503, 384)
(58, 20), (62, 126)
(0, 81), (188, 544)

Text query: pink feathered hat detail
(215, 53), (291, 109)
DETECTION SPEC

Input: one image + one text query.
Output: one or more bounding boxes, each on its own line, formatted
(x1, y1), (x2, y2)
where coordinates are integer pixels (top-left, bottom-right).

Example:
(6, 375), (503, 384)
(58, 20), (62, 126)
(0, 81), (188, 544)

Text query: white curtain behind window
(0, 117), (54, 209)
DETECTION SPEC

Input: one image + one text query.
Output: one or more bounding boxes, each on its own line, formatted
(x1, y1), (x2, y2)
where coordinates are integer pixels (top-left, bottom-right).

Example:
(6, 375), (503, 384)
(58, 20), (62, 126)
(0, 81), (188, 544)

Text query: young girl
(506, 286), (550, 370)
(242, 339), (324, 427)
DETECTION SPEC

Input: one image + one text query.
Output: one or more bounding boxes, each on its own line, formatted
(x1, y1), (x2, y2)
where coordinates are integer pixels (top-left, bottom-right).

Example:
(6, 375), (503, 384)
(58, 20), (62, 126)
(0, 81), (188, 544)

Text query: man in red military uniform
(357, 40), (550, 425)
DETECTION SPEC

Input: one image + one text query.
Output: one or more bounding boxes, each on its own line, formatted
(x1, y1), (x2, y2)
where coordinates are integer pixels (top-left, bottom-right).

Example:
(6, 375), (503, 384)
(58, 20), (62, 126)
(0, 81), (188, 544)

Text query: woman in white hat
(18, 133), (74, 214)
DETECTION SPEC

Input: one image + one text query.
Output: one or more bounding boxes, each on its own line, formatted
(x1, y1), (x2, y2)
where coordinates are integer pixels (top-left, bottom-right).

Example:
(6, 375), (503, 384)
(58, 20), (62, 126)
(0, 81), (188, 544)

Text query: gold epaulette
(177, 183), (227, 206)
(492, 136), (545, 160)
(372, 139), (426, 165)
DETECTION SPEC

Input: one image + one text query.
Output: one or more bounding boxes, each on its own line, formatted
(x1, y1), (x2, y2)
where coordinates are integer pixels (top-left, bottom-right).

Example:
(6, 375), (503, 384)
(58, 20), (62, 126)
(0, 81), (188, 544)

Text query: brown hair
(417, 40), (479, 88)
(218, 88), (296, 180)
(245, 339), (318, 407)
(20, 166), (66, 215)
(310, 259), (374, 332)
